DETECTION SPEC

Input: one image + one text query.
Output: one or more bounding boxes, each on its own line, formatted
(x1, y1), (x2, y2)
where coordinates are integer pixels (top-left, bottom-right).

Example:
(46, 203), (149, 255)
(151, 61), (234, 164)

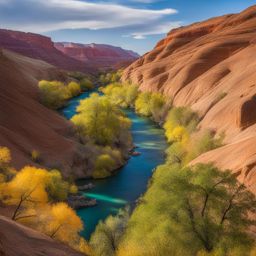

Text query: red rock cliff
(0, 29), (95, 73)
(0, 49), (95, 178)
(122, 5), (256, 193)
(55, 42), (139, 70)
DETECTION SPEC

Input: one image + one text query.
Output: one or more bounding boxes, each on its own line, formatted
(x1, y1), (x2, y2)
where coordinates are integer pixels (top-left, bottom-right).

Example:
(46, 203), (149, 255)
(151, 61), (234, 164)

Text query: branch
(220, 185), (242, 225)
(14, 214), (37, 221)
(50, 224), (63, 238)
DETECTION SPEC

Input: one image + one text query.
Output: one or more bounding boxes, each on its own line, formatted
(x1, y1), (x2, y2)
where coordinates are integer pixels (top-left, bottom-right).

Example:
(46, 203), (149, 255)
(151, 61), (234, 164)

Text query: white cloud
(0, 0), (178, 34)
(127, 21), (181, 39)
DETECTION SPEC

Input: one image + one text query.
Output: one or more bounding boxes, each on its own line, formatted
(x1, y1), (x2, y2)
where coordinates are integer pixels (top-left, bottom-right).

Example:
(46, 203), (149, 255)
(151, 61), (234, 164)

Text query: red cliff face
(0, 29), (95, 73)
(54, 42), (139, 70)
(122, 5), (256, 194)
(0, 49), (96, 178)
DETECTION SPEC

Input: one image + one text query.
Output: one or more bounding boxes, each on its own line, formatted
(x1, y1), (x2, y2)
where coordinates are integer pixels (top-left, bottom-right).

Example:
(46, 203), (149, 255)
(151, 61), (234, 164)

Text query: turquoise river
(61, 90), (168, 239)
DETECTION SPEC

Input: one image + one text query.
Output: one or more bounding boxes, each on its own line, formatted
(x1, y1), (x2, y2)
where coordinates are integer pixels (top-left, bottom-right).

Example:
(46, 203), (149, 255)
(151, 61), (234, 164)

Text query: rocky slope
(0, 49), (94, 178)
(0, 215), (85, 256)
(122, 5), (256, 193)
(0, 29), (95, 73)
(54, 42), (139, 70)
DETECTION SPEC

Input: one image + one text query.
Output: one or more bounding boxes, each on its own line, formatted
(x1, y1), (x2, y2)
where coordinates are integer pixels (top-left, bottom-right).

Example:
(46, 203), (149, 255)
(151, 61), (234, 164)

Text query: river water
(61, 91), (167, 239)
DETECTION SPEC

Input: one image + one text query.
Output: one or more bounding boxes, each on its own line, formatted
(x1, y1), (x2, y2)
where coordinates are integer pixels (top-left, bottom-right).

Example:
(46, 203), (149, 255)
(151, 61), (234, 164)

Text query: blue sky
(0, 0), (255, 54)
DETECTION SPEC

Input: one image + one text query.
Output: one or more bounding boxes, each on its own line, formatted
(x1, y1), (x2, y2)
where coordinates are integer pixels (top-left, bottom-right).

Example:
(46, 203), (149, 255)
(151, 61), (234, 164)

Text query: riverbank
(61, 90), (168, 239)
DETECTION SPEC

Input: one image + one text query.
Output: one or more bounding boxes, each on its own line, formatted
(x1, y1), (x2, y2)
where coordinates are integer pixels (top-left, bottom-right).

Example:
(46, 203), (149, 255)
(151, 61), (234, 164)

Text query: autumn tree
(67, 81), (81, 97)
(3, 166), (50, 221)
(41, 203), (83, 241)
(71, 93), (131, 146)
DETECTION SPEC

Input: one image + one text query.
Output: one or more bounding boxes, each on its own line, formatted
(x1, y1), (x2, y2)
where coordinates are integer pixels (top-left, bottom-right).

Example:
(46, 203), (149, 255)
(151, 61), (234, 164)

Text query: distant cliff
(0, 29), (95, 73)
(55, 42), (139, 70)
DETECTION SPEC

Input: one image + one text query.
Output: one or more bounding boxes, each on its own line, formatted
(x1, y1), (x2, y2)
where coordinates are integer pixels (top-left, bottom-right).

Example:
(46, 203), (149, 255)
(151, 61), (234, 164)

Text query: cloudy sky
(0, 0), (255, 54)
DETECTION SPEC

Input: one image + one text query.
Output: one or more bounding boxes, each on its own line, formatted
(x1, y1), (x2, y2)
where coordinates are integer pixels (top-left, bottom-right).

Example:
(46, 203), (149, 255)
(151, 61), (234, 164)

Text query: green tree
(90, 208), (130, 256)
(118, 164), (256, 256)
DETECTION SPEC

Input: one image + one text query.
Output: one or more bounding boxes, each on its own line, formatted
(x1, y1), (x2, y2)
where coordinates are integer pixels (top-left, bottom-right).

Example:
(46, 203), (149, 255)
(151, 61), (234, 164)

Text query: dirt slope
(0, 49), (92, 178)
(122, 5), (256, 193)
(0, 215), (84, 256)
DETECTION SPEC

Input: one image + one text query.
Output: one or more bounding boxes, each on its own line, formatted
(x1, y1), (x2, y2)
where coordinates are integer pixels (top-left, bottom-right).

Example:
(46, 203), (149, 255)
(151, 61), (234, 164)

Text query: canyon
(0, 49), (96, 178)
(0, 29), (139, 73)
(122, 5), (256, 194)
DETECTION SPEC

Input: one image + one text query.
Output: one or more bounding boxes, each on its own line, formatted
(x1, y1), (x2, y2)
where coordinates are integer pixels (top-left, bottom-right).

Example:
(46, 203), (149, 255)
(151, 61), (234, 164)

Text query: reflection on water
(61, 91), (168, 239)
(84, 193), (128, 204)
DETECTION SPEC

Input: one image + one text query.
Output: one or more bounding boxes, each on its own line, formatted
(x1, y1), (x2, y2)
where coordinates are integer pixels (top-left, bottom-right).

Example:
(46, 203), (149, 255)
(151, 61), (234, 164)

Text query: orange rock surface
(122, 5), (256, 193)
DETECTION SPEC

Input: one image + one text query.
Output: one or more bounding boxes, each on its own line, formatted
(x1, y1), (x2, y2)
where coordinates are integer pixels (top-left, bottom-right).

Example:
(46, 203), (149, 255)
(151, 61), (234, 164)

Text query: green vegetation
(80, 78), (94, 91)
(31, 150), (40, 163)
(92, 154), (115, 179)
(89, 83), (256, 256)
(90, 208), (129, 256)
(38, 77), (94, 109)
(135, 92), (166, 122)
(102, 83), (166, 122)
(164, 106), (199, 143)
(99, 70), (122, 85)
(71, 93), (132, 178)
(71, 93), (131, 147)
(101, 83), (139, 108)
(118, 164), (256, 256)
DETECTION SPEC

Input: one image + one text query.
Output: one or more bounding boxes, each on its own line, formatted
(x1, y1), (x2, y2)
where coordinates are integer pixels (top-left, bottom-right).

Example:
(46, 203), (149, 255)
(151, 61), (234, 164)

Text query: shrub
(99, 71), (122, 85)
(92, 154), (115, 179)
(69, 184), (78, 194)
(135, 92), (152, 116)
(80, 78), (94, 91)
(135, 92), (166, 121)
(38, 80), (70, 109)
(67, 81), (81, 97)
(31, 150), (40, 163)
(102, 83), (139, 108)
(164, 107), (199, 142)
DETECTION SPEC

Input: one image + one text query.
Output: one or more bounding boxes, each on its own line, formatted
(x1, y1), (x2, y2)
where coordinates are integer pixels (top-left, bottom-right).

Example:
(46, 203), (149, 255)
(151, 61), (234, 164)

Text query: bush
(38, 80), (70, 109)
(67, 81), (81, 97)
(164, 107), (199, 143)
(92, 154), (115, 179)
(135, 92), (166, 121)
(38, 80), (84, 109)
(102, 83), (139, 108)
(31, 150), (40, 163)
(99, 71), (122, 85)
(80, 78), (94, 91)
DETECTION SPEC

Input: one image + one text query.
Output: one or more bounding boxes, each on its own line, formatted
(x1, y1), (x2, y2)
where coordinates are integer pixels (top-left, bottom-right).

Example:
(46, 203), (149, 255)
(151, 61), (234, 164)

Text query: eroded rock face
(122, 5), (256, 193)
(54, 42), (139, 70)
(0, 49), (94, 178)
(0, 215), (85, 256)
(0, 29), (95, 73)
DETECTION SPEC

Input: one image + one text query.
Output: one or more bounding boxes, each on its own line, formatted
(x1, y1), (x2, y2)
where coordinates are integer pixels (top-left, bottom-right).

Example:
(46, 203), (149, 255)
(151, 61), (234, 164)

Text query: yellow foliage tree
(4, 166), (50, 221)
(165, 125), (189, 144)
(43, 202), (83, 241)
